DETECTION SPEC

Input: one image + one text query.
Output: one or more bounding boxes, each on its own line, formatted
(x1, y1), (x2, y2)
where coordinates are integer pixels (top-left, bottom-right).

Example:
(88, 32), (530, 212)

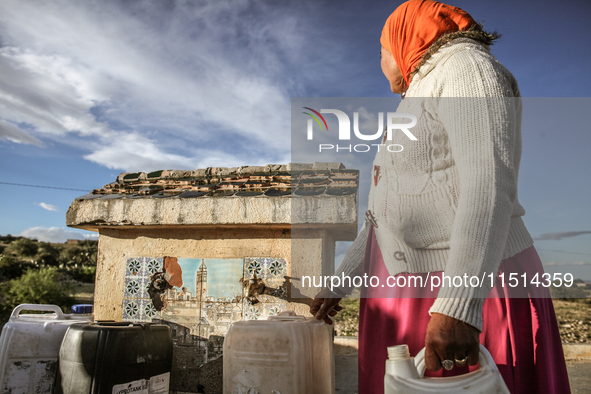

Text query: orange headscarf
(381, 0), (476, 87)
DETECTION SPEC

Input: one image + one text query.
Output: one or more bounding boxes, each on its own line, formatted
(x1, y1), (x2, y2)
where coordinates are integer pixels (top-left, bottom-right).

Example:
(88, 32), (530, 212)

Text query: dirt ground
(553, 299), (591, 343)
(69, 282), (95, 304)
(334, 298), (591, 343)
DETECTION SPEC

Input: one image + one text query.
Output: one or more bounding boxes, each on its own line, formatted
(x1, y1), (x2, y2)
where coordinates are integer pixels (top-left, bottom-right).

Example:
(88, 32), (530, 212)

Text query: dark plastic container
(71, 304), (93, 314)
(53, 322), (172, 394)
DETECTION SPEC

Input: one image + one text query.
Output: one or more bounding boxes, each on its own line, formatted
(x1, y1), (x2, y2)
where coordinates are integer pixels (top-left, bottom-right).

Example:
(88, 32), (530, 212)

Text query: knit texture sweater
(335, 38), (534, 331)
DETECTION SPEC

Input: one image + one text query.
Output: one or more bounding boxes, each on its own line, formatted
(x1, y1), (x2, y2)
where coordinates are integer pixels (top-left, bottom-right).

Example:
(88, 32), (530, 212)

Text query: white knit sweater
(335, 38), (534, 331)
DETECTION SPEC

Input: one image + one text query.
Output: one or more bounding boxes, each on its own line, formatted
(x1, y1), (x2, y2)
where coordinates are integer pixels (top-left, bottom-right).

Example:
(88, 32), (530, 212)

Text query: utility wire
(2, 182), (591, 257)
(0, 181), (89, 192)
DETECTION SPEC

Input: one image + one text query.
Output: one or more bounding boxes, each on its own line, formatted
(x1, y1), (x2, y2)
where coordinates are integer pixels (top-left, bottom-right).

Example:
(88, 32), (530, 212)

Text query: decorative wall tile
(122, 299), (140, 321)
(123, 257), (160, 322)
(146, 257), (164, 276)
(124, 276), (147, 299)
(144, 301), (158, 320)
(244, 257), (288, 299)
(244, 258), (262, 278)
(268, 304), (283, 316)
(136, 299), (155, 323)
(268, 259), (285, 277)
(126, 258), (145, 277)
(243, 304), (262, 320)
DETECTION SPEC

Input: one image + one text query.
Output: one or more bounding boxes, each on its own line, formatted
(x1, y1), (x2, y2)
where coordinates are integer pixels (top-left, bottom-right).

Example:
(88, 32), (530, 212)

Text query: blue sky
(166, 258), (243, 299)
(0, 0), (590, 278)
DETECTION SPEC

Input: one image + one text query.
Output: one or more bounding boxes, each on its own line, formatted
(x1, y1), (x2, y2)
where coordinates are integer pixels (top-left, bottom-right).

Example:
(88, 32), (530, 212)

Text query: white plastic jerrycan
(384, 344), (510, 394)
(224, 311), (334, 394)
(0, 304), (93, 394)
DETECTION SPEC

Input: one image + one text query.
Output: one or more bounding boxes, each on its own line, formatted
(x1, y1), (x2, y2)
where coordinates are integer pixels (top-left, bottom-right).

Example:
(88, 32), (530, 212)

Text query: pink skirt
(358, 227), (571, 394)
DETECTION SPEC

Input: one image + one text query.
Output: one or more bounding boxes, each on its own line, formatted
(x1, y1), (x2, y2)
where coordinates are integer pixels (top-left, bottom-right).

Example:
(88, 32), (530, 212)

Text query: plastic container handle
(10, 304), (65, 320)
(414, 344), (495, 377)
(267, 310), (307, 321)
(267, 315), (307, 321)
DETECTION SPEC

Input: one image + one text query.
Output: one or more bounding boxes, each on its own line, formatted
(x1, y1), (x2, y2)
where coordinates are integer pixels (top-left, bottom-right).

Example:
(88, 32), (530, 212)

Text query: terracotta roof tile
(76, 163), (358, 201)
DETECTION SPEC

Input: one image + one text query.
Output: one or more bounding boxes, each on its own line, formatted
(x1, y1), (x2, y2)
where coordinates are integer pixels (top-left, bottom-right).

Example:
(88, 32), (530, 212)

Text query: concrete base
(335, 354), (358, 394)
(563, 343), (591, 360)
(566, 361), (591, 394)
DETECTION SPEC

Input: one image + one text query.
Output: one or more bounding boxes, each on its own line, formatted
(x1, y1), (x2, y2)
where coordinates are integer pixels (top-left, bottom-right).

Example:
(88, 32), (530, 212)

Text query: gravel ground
(553, 299), (591, 344)
(334, 298), (591, 343)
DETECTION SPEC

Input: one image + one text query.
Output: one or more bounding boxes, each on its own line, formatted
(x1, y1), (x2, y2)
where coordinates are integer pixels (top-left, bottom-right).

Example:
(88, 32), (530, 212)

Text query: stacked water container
(54, 322), (173, 394)
(223, 311), (335, 394)
(1, 304), (173, 394)
(0, 304), (93, 393)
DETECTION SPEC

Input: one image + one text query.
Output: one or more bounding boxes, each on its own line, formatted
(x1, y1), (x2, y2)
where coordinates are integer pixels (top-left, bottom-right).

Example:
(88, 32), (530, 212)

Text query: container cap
(387, 344), (410, 360)
(72, 304), (93, 314)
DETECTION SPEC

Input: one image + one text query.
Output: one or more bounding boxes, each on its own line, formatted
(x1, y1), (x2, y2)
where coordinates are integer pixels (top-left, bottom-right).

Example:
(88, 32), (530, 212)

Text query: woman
(310, 1), (571, 393)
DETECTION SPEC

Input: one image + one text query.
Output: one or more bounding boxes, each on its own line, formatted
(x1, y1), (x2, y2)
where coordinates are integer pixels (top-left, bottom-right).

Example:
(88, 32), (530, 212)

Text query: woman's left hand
(310, 287), (344, 325)
(424, 312), (480, 371)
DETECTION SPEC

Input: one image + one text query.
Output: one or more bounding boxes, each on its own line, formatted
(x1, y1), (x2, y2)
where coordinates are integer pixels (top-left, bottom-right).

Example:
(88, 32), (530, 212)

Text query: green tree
(0, 255), (34, 281)
(77, 240), (98, 267)
(36, 242), (62, 267)
(550, 283), (588, 299)
(0, 267), (73, 320)
(59, 246), (82, 267)
(0, 235), (19, 244)
(60, 242), (97, 268)
(67, 266), (97, 283)
(5, 238), (38, 259)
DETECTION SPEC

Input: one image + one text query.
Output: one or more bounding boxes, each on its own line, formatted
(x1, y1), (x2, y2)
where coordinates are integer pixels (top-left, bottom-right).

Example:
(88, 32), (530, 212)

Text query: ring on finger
(441, 359), (454, 370)
(454, 357), (468, 366)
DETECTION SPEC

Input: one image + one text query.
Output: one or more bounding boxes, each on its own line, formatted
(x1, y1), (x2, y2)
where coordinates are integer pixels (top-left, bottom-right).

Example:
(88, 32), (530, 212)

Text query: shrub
(550, 283), (589, 300)
(66, 266), (97, 283)
(0, 255), (34, 281)
(333, 298), (360, 336)
(0, 267), (74, 322)
(4, 238), (38, 258)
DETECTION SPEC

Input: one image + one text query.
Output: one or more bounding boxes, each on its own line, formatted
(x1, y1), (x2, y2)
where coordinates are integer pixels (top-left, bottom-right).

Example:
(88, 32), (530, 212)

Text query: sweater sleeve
(332, 219), (369, 295)
(428, 50), (521, 331)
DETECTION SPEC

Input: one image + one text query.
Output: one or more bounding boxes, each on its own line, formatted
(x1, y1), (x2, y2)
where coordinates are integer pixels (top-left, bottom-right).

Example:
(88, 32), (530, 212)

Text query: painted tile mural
(122, 256), (288, 365)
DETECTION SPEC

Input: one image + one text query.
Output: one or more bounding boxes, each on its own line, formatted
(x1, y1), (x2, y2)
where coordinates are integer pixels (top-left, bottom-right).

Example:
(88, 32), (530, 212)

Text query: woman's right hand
(309, 287), (344, 324)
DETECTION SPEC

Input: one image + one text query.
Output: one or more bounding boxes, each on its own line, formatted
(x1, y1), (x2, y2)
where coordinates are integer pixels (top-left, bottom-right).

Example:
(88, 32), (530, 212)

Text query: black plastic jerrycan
(54, 322), (172, 394)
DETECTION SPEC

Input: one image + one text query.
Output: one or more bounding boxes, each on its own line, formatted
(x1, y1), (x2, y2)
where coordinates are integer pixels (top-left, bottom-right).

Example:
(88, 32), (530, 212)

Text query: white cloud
(83, 131), (290, 172)
(535, 231), (591, 241)
(0, 0), (342, 171)
(83, 132), (198, 173)
(0, 120), (42, 146)
(355, 107), (383, 138)
(543, 261), (591, 267)
(37, 202), (59, 212)
(0, 47), (113, 138)
(20, 227), (97, 243)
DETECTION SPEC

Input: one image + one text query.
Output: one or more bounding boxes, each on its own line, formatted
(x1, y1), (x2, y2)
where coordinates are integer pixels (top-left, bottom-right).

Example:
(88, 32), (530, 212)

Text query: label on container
(112, 379), (149, 394)
(111, 372), (169, 394)
(149, 372), (170, 394)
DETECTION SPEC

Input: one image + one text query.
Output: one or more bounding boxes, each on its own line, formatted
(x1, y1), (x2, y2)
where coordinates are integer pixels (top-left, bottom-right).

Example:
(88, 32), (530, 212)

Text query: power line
(3, 178), (591, 257)
(0, 181), (89, 192)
